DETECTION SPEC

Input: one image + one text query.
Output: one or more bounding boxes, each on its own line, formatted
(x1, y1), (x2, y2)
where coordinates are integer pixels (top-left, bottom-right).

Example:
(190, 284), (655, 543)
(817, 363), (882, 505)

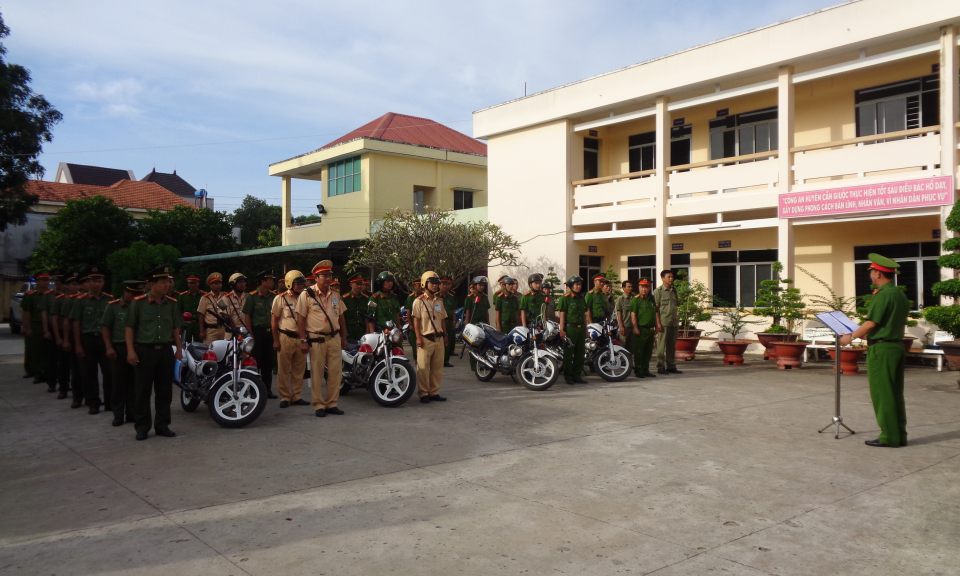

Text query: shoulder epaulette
(166, 295), (178, 302)
(77, 294), (87, 300)
(43, 289), (54, 294)
(270, 290), (278, 295)
(103, 292), (113, 298)
(417, 294), (427, 300)
(202, 291), (210, 296)
(25, 290), (35, 295)
(135, 294), (148, 300)
(109, 299), (120, 304)
(55, 294), (64, 299)
(178, 290), (187, 295)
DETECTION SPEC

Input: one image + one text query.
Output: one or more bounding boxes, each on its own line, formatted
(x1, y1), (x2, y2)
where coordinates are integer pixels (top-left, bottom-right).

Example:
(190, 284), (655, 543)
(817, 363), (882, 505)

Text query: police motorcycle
(461, 280), (561, 391)
(175, 302), (268, 428)
(335, 314), (417, 407)
(584, 318), (633, 382)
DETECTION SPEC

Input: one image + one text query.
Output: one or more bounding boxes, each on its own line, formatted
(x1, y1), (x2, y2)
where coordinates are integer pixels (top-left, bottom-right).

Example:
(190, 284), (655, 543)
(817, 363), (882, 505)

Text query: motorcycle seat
(187, 345), (209, 361)
(484, 330), (510, 345)
(346, 338), (361, 352)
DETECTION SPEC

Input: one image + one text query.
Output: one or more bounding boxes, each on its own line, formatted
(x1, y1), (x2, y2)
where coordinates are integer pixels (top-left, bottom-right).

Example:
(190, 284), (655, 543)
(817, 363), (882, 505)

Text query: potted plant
(711, 302), (763, 366)
(923, 199), (960, 384)
(798, 265), (866, 373)
(672, 271), (713, 361)
(753, 262), (806, 360)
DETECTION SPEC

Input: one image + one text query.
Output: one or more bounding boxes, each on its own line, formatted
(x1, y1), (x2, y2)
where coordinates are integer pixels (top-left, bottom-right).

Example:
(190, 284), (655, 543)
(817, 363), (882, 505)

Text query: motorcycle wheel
(592, 348), (633, 382)
(474, 358), (496, 382)
(369, 360), (417, 407)
(207, 373), (268, 428)
(180, 388), (201, 412)
(516, 354), (559, 391)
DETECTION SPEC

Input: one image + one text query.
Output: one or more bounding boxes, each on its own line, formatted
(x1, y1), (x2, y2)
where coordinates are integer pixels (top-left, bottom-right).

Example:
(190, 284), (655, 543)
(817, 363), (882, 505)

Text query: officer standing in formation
(125, 266), (182, 441)
(296, 260), (349, 418)
(224, 273), (249, 333)
(841, 253), (910, 448)
(405, 279), (423, 360)
(630, 279), (658, 378)
(102, 280), (144, 426)
(342, 275), (369, 339)
(178, 274), (203, 343)
(411, 271), (448, 403)
(49, 272), (71, 397)
(272, 270), (309, 408)
(367, 271), (402, 332)
(198, 272), (226, 344)
(615, 280), (635, 370)
(60, 272), (84, 404)
(38, 271), (63, 392)
(243, 270), (278, 399)
(496, 277), (521, 333)
(71, 266), (113, 414)
(20, 272), (49, 382)
(653, 270), (682, 375)
(439, 277), (457, 367)
(520, 273), (547, 328)
(558, 275), (590, 385)
(463, 276), (490, 370)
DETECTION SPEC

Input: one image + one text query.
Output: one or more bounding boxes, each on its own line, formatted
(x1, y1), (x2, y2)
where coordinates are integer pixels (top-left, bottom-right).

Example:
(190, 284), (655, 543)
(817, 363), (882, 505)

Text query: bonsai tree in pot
(674, 270), (713, 361)
(923, 199), (960, 381)
(798, 265), (866, 374)
(752, 262), (806, 361)
(711, 300), (763, 366)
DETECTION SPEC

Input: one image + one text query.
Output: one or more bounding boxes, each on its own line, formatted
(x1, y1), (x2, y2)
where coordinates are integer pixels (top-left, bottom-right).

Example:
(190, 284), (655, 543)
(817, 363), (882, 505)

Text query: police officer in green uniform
(367, 272), (403, 332)
(102, 280), (144, 426)
(440, 277), (457, 367)
(630, 278), (658, 378)
(464, 276), (491, 370)
(841, 253), (910, 448)
(558, 275), (592, 385)
(21, 273), (49, 382)
(583, 274), (605, 327)
(492, 275), (507, 309)
(71, 267), (114, 414)
(520, 274), (547, 328)
(38, 271), (63, 392)
(654, 270), (682, 375)
(58, 273), (82, 402)
(125, 265), (183, 441)
(243, 270), (278, 399)
(615, 279), (635, 374)
(177, 274), (203, 344)
(405, 280), (423, 360)
(496, 277), (521, 334)
(342, 275), (369, 340)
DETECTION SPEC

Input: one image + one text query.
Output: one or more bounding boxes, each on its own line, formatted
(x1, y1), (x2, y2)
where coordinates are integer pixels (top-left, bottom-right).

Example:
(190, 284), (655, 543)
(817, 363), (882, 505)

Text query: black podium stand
(815, 312), (857, 439)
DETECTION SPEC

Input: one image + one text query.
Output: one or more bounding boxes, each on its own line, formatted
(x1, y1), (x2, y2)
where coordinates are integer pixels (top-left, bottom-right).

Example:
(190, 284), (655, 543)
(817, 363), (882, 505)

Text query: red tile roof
(317, 113), (486, 156)
(26, 179), (195, 211)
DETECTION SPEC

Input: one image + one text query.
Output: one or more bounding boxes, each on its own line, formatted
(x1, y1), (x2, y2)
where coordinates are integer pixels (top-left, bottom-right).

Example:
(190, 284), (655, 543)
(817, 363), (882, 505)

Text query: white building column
(654, 96), (671, 275)
(777, 65), (795, 281)
(940, 25), (959, 297)
(281, 176), (292, 247)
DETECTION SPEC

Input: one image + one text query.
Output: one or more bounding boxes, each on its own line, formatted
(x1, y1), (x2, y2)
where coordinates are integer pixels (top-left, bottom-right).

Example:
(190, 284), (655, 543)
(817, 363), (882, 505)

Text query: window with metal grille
(853, 242), (940, 309)
(327, 156), (361, 196)
(710, 249), (778, 306)
(855, 74), (939, 137)
(709, 108), (778, 160)
(579, 255), (601, 284)
(627, 125), (693, 172)
(626, 253), (691, 284)
(584, 138), (599, 180)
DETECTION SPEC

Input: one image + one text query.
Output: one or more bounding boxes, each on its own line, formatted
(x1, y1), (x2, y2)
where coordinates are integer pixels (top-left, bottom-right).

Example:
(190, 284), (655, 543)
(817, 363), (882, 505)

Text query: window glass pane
(338, 162), (345, 178)
(463, 191), (473, 209)
(584, 138), (599, 151)
(713, 266), (737, 307)
(336, 178), (343, 195)
(711, 251), (738, 264)
(628, 148), (641, 173)
(740, 265), (757, 307)
(641, 146), (655, 171)
(344, 175), (353, 193)
(880, 98), (907, 133)
(739, 249), (778, 263)
(755, 123), (770, 153)
(921, 242), (940, 257)
(642, 267), (656, 282)
(896, 260), (919, 309)
(454, 191), (462, 210)
(923, 258), (939, 308)
(670, 138), (691, 166)
(670, 253), (691, 266)
(710, 132), (724, 160)
(584, 151), (598, 180)
(854, 263), (872, 305)
(353, 174), (360, 192)
(352, 157), (361, 175)
(739, 126), (755, 155)
(857, 104), (876, 137)
(854, 243), (919, 260)
(580, 256), (591, 266)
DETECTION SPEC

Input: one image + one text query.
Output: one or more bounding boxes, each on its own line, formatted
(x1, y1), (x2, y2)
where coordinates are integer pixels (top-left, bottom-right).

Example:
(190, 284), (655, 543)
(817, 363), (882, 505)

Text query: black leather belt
(306, 331), (339, 344)
(280, 329), (299, 338)
(868, 339), (902, 345)
(423, 333), (444, 341)
(135, 343), (173, 349)
(205, 323), (220, 329)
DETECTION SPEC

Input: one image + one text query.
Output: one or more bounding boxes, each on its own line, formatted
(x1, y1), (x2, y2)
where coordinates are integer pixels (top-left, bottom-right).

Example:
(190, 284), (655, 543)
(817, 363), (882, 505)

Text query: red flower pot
(902, 337), (916, 353)
(675, 337), (701, 361)
(936, 340), (960, 388)
(756, 332), (799, 361)
(773, 342), (809, 370)
(826, 347), (866, 375)
(716, 341), (749, 366)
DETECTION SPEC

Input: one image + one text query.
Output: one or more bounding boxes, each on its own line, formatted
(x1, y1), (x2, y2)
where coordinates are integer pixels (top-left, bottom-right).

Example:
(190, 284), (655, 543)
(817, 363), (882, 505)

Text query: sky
(7, 0), (842, 216)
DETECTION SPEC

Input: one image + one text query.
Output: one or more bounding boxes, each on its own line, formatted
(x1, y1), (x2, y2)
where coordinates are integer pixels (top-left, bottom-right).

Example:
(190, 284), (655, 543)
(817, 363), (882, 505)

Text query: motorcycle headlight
(390, 327), (402, 343)
(239, 326), (248, 337)
(242, 337), (255, 353)
(586, 340), (598, 351)
(509, 344), (523, 357)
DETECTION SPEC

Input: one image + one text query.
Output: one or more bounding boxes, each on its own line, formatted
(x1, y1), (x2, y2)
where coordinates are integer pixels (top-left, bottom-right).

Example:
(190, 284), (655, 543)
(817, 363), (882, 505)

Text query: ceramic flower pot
(902, 337), (917, 354)
(756, 332), (799, 361)
(826, 347), (867, 375)
(937, 340), (960, 388)
(675, 337), (701, 361)
(773, 342), (809, 370)
(716, 341), (749, 366)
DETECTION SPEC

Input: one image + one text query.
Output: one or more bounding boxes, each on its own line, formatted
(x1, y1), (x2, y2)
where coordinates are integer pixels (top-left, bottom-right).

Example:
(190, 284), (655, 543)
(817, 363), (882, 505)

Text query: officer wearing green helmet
(520, 273), (547, 327)
(841, 253), (910, 448)
(367, 271), (402, 333)
(557, 275), (591, 384)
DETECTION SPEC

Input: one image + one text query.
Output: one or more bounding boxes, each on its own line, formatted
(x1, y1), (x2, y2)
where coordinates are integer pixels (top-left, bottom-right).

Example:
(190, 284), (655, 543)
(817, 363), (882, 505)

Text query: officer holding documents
(840, 253), (910, 448)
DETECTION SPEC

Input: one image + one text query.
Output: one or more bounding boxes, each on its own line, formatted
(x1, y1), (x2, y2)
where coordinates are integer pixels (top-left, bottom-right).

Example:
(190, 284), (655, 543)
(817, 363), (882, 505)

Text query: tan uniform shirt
(295, 287), (343, 336)
(197, 292), (225, 326)
(411, 293), (448, 336)
(223, 291), (247, 328)
(271, 291), (300, 333)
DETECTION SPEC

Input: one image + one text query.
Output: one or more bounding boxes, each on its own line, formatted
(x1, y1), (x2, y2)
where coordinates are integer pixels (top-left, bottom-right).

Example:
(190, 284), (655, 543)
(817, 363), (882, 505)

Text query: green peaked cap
(867, 253), (900, 274)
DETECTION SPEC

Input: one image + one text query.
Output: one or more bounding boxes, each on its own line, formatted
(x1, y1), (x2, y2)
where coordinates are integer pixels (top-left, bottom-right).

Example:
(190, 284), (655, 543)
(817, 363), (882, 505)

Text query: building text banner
(778, 175), (954, 219)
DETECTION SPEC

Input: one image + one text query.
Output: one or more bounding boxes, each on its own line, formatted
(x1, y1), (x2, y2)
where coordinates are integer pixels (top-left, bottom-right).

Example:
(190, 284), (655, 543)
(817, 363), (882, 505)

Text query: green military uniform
(126, 270), (182, 437)
(496, 292), (521, 334)
(630, 292), (658, 377)
(614, 293), (634, 372)
(492, 288), (504, 309)
(368, 291), (401, 330)
(71, 286), (114, 408)
(342, 291), (370, 340)
(585, 288), (610, 322)
(20, 288), (44, 379)
(242, 286), (276, 392)
(102, 290), (137, 423)
(177, 290), (203, 343)
(558, 291), (589, 383)
(51, 291), (72, 395)
(653, 283), (680, 371)
(464, 292), (490, 369)
(60, 292), (84, 402)
(520, 290), (547, 325)
(37, 287), (61, 386)
(864, 256), (910, 447)
(442, 292), (458, 363)
(405, 291), (420, 360)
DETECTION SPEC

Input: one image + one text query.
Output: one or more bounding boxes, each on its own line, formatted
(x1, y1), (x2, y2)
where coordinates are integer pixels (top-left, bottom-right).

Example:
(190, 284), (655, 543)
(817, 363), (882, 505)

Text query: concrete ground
(1, 325), (958, 576)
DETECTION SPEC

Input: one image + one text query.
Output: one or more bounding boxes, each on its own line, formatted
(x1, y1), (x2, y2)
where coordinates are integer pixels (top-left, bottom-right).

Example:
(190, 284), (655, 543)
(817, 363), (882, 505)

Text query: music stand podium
(815, 311), (858, 439)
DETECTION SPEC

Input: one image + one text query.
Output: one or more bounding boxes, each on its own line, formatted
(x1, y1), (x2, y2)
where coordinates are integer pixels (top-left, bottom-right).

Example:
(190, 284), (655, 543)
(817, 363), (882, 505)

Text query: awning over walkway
(177, 240), (360, 263)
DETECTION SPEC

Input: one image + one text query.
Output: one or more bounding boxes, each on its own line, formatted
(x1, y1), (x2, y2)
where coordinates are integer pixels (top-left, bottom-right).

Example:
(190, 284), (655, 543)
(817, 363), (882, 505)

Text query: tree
(674, 269), (712, 337)
(924, 200), (960, 338)
(0, 13), (63, 231)
(293, 214), (321, 224)
(138, 205), (236, 258)
(30, 196), (137, 273)
(797, 265), (857, 318)
(602, 263), (622, 297)
(231, 195), (281, 249)
(257, 224), (281, 248)
(105, 241), (180, 296)
(753, 261), (806, 333)
(544, 266), (563, 299)
(348, 207), (520, 288)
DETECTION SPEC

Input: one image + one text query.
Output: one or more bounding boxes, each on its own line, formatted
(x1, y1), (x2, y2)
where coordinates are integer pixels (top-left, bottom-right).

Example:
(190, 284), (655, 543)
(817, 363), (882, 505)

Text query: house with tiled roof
(55, 162), (135, 187)
(141, 168), (214, 210)
(269, 112), (487, 246)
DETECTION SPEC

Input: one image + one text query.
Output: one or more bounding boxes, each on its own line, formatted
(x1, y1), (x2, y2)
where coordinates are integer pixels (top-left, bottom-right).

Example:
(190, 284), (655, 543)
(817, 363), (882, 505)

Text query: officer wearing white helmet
(223, 272), (249, 333)
(411, 271), (448, 403)
(271, 270), (310, 408)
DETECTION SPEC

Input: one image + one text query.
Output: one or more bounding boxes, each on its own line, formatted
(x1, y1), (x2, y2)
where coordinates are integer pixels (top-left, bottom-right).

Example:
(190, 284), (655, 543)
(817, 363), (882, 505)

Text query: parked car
(9, 281), (34, 334)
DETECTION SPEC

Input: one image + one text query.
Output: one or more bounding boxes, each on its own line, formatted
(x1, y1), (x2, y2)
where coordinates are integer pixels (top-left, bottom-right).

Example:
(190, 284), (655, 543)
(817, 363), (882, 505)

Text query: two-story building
(270, 112), (488, 248)
(475, 0), (959, 318)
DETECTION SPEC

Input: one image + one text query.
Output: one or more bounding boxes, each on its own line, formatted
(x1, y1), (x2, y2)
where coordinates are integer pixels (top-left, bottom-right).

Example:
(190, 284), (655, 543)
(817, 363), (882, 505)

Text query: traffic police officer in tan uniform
(296, 260), (349, 418)
(198, 272), (226, 344)
(272, 270), (309, 408)
(223, 272), (249, 333)
(411, 271), (448, 403)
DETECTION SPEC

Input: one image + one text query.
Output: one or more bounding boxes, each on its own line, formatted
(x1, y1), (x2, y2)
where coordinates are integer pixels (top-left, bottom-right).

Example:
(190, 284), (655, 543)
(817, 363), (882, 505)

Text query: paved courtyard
(1, 328), (958, 575)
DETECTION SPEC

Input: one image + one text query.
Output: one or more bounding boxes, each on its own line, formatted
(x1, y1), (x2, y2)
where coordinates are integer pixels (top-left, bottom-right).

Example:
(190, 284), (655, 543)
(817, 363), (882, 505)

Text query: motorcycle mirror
(386, 320), (395, 329)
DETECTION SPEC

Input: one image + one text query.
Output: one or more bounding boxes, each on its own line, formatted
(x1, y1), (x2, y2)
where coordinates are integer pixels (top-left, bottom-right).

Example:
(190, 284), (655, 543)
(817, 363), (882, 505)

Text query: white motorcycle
(175, 306), (268, 428)
(334, 316), (417, 407)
